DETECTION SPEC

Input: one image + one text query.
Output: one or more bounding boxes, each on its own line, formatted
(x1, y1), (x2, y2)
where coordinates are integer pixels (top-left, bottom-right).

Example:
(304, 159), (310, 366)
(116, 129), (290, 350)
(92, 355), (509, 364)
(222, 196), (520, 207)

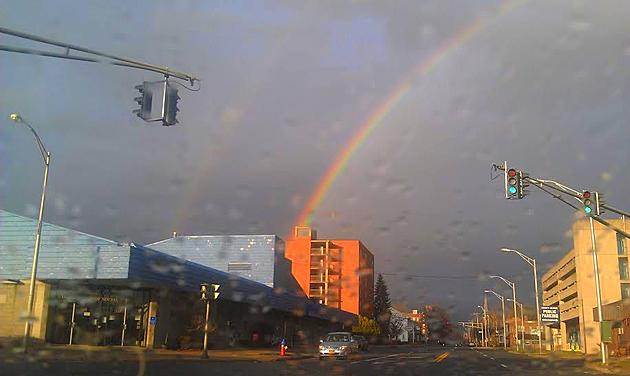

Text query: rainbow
(293, 0), (525, 231)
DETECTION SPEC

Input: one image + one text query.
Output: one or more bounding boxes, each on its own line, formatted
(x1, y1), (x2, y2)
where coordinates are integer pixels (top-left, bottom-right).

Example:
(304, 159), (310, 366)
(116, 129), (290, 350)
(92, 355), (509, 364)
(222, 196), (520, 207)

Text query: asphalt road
(0, 345), (612, 376)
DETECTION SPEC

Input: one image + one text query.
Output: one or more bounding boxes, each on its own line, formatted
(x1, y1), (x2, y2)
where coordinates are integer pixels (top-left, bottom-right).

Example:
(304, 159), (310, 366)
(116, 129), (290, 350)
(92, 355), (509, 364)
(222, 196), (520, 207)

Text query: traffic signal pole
(492, 163), (630, 364)
(589, 216), (607, 364)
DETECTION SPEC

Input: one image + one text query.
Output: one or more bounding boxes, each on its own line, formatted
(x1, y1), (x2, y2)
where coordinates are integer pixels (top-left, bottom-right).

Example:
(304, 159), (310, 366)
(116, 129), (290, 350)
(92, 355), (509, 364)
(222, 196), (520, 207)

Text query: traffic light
(505, 168), (521, 199)
(200, 283), (220, 300)
(518, 171), (529, 199)
(200, 283), (209, 300)
(163, 83), (180, 126)
(133, 82), (153, 120)
(211, 284), (220, 300)
(582, 191), (603, 216)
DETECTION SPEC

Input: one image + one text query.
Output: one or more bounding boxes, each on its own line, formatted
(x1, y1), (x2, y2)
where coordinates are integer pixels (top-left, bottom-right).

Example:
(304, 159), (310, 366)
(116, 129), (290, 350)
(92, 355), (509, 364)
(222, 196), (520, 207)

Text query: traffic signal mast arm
(0, 26), (198, 84)
(493, 162), (630, 240)
(526, 176), (630, 239)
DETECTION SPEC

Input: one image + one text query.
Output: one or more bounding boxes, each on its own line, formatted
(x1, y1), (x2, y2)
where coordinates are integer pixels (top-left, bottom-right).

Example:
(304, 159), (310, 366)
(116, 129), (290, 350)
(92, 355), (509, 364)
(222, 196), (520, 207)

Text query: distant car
(468, 342), (476, 347)
(319, 332), (359, 360)
(352, 334), (369, 351)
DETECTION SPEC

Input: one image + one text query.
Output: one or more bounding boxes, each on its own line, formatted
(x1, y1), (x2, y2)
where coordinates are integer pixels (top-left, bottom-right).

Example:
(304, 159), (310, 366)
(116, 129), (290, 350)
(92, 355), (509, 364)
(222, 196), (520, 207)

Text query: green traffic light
(585, 206), (593, 214)
(508, 186), (518, 194)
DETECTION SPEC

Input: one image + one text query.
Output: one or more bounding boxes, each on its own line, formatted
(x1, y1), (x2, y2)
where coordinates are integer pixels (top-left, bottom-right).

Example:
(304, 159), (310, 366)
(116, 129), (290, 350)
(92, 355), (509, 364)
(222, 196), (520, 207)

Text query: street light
(477, 305), (487, 347)
(485, 289), (507, 350)
(489, 275), (519, 351)
(472, 312), (482, 347)
(500, 248), (543, 353)
(9, 113), (50, 353)
(507, 298), (525, 352)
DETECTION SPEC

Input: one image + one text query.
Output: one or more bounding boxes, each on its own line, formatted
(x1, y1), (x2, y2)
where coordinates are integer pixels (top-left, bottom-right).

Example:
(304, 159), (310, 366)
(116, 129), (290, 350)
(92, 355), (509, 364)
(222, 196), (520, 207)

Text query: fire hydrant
(279, 338), (287, 356)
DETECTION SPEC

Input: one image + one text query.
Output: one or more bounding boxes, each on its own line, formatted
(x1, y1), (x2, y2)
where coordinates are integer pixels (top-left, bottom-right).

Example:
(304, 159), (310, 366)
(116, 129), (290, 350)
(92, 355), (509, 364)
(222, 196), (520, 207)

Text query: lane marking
(433, 351), (450, 363)
(473, 348), (509, 369)
(351, 353), (407, 364)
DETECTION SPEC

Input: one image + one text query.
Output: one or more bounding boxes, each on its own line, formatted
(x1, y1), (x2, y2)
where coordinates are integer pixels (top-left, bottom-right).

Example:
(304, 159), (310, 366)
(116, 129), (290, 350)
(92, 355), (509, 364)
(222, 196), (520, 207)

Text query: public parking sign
(541, 306), (560, 327)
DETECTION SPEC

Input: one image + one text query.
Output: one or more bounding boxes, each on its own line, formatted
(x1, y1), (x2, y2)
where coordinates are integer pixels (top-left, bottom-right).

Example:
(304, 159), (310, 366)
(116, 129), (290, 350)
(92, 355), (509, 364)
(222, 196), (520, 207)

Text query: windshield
(2, 1), (630, 376)
(325, 334), (351, 342)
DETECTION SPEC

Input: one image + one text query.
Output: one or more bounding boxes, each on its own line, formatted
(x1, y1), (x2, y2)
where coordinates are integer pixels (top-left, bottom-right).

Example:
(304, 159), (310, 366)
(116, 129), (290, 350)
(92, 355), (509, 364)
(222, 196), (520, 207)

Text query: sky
(2, 0), (630, 320)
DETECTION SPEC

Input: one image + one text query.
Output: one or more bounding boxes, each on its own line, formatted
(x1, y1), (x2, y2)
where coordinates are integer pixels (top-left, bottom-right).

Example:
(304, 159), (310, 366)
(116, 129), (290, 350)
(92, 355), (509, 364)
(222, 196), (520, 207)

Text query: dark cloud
(2, 0), (630, 320)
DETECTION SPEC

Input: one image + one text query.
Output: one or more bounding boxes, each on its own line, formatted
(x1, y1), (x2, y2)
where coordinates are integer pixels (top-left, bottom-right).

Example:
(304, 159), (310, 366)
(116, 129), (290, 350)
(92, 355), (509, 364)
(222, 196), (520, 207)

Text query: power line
(381, 273), (480, 280)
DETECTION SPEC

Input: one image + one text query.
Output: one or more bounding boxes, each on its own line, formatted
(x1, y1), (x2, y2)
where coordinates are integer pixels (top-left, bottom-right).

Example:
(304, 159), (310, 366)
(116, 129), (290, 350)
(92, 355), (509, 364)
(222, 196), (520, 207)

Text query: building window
(622, 283), (630, 299)
(620, 258), (629, 281)
(227, 262), (252, 271)
(617, 233), (626, 255)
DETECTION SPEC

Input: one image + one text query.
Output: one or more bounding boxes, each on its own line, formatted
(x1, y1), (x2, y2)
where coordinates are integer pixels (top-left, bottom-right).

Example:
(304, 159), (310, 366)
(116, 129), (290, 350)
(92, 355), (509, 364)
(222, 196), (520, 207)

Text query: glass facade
(617, 233), (626, 255)
(619, 258), (629, 280)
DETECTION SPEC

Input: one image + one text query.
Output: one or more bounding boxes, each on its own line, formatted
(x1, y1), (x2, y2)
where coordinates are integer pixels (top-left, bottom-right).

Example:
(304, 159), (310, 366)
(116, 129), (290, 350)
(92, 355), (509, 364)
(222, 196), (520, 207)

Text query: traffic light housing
(211, 284), (220, 300)
(505, 167), (522, 199)
(200, 283), (220, 301)
(582, 191), (602, 216)
(133, 82), (153, 120)
(200, 283), (209, 300)
(163, 83), (180, 126)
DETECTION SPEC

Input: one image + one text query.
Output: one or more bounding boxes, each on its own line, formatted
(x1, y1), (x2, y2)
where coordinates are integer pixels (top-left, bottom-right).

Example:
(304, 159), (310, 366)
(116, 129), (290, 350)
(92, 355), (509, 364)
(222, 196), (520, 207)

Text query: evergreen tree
(373, 273), (391, 336)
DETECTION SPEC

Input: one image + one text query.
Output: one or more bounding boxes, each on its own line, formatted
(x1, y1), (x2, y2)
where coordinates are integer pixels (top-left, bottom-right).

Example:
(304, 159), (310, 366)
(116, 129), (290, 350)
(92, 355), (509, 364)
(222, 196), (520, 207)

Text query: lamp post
(473, 312), (483, 347)
(483, 293), (490, 346)
(485, 290), (507, 350)
(490, 275), (518, 351)
(508, 299), (525, 352)
(9, 113), (51, 353)
(501, 247), (543, 353)
(477, 305), (487, 347)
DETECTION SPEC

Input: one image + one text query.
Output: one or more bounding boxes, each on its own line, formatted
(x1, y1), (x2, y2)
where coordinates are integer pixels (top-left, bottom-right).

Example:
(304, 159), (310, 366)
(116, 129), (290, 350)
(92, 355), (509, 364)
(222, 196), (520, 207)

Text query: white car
(318, 332), (359, 360)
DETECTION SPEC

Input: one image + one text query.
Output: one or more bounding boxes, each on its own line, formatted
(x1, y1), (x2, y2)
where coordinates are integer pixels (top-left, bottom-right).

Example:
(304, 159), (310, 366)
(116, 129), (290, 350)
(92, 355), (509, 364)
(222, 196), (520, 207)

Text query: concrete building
(0, 210), (355, 348)
(542, 218), (629, 354)
(284, 226), (374, 316)
(149, 234), (299, 291)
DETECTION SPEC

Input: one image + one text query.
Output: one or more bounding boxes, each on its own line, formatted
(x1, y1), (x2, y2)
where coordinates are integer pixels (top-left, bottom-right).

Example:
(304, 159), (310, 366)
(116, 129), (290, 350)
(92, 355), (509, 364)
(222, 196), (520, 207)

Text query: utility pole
(589, 217), (607, 364)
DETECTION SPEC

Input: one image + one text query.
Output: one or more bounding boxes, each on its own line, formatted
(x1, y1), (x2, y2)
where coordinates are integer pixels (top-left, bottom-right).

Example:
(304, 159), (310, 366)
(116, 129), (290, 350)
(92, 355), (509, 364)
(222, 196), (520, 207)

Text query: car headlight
(338, 346), (347, 351)
(319, 345), (324, 350)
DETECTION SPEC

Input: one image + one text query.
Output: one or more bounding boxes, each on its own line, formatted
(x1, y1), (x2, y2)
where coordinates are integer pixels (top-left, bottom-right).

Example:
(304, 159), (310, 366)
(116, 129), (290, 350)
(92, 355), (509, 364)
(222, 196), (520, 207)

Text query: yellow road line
(434, 351), (450, 363)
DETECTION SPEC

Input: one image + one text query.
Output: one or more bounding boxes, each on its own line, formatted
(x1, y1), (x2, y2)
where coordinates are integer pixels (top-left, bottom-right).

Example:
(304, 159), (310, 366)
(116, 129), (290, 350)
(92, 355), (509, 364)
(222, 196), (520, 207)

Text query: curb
(275, 354), (314, 361)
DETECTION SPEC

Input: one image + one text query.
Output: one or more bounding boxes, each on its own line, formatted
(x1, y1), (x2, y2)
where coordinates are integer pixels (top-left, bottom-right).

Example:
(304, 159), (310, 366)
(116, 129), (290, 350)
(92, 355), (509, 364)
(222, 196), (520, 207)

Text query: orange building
(285, 226), (374, 316)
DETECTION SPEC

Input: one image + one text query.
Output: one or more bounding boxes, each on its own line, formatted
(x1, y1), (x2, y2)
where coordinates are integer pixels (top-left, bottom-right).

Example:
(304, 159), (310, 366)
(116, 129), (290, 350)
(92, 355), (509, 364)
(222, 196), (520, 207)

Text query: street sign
(541, 306), (560, 327)
(149, 316), (157, 326)
(601, 321), (613, 343)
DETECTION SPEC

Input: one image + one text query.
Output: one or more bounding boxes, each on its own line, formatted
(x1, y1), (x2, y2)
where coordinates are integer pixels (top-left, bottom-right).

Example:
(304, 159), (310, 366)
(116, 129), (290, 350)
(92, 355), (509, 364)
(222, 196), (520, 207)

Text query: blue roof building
(0, 210), (355, 348)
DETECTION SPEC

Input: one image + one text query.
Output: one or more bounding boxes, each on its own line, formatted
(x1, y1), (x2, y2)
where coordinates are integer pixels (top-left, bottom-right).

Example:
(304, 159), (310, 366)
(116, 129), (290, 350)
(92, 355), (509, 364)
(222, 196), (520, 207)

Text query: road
(0, 345), (613, 375)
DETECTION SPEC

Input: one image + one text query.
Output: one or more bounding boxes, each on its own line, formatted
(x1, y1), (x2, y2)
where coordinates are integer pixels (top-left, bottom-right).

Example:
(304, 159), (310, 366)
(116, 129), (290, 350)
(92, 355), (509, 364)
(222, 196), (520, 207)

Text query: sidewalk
(509, 349), (630, 374)
(0, 343), (315, 363)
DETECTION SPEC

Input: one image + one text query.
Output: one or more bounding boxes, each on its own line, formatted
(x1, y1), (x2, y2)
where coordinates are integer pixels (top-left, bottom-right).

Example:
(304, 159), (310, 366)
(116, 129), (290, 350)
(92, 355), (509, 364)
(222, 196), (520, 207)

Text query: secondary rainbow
(293, 0), (525, 230)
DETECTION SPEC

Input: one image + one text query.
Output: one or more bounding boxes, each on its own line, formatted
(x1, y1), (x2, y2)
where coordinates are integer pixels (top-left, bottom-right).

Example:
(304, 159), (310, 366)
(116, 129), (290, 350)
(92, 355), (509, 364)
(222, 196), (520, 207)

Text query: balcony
(544, 283), (560, 297)
(560, 273), (577, 286)
(558, 283), (578, 302)
(558, 259), (577, 279)
(559, 299), (579, 313)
